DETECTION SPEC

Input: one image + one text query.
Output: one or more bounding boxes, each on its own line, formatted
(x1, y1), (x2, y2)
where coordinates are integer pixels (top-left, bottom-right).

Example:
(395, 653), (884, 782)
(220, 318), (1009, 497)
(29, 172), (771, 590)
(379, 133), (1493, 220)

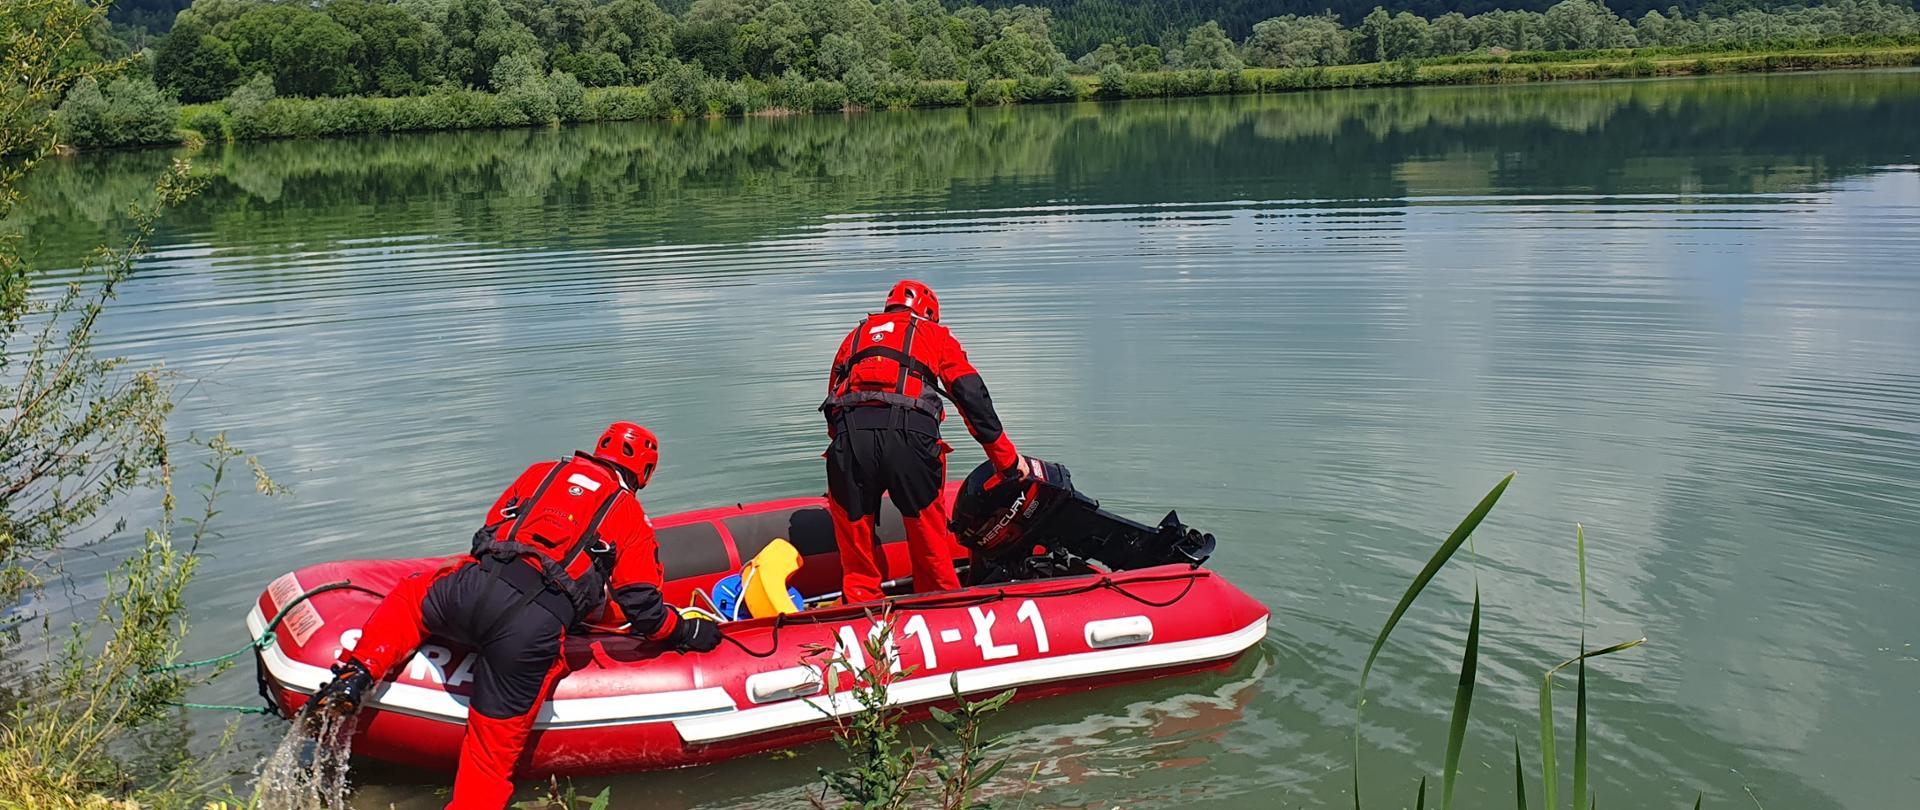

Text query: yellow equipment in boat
(678, 605), (721, 623)
(740, 538), (803, 617)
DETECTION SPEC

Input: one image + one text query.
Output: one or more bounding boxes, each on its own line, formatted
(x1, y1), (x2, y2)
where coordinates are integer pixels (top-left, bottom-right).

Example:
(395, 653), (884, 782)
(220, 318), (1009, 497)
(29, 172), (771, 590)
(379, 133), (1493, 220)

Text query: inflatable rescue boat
(250, 460), (1269, 774)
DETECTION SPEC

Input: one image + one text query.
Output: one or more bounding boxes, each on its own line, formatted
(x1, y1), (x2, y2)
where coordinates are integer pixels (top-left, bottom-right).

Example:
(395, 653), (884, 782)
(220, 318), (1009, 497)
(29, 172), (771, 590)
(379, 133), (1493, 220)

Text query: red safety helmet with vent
(885, 279), (939, 323)
(594, 421), (659, 489)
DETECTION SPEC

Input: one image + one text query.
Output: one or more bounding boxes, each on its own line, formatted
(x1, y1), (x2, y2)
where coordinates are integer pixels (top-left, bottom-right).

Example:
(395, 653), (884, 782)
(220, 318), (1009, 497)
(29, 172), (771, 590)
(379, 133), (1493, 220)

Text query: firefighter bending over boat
(310, 422), (724, 809)
(822, 280), (1028, 603)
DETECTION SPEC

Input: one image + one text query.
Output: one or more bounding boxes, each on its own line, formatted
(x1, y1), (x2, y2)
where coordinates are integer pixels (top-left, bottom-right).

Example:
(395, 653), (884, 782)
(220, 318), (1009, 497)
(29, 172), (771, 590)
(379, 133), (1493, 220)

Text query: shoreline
(96, 45), (1920, 150)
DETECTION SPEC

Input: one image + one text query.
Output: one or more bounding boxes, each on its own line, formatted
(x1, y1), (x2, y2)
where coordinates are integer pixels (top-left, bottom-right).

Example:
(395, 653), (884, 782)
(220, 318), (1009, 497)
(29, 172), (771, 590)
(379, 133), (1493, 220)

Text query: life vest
(469, 453), (626, 622)
(822, 312), (946, 419)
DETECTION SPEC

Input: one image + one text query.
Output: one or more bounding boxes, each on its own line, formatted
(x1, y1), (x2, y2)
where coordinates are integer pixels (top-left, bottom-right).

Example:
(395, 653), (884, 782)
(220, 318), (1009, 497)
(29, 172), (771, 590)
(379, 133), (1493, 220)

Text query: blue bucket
(710, 573), (804, 620)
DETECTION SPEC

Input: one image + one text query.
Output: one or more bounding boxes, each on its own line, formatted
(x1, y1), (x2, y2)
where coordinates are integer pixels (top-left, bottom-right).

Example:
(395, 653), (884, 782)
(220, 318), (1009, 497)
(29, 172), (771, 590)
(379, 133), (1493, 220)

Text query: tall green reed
(1352, 475), (1652, 810)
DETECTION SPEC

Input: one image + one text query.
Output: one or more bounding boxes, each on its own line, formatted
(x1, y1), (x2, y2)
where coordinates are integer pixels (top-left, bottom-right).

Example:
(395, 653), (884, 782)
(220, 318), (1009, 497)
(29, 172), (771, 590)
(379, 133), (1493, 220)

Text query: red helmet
(885, 279), (939, 322)
(594, 421), (659, 489)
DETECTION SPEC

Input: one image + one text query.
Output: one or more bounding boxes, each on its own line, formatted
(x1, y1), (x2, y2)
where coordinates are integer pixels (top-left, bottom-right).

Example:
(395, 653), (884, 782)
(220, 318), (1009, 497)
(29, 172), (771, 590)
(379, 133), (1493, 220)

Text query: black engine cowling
(950, 457), (1215, 585)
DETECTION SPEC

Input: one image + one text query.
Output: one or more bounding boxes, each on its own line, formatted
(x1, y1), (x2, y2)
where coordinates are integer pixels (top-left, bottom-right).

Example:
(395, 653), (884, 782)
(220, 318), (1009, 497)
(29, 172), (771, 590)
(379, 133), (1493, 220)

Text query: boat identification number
(828, 599), (1049, 674)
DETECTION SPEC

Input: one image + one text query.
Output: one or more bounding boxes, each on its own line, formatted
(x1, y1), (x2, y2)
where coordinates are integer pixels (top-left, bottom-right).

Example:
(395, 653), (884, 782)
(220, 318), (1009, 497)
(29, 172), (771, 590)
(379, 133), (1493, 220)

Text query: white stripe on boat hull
(675, 615), (1268, 742)
(249, 607), (1268, 740)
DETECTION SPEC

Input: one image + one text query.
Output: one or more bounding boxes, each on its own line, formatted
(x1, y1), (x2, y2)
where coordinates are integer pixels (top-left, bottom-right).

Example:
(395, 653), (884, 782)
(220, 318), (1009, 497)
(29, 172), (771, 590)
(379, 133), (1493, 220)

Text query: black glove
(987, 457), (1031, 491)
(670, 616), (723, 653)
(310, 660), (374, 719)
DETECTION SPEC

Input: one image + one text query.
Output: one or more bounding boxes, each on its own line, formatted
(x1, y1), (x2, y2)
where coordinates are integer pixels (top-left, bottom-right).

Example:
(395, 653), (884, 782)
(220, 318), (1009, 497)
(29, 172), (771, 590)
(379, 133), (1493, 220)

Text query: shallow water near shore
(11, 69), (1920, 808)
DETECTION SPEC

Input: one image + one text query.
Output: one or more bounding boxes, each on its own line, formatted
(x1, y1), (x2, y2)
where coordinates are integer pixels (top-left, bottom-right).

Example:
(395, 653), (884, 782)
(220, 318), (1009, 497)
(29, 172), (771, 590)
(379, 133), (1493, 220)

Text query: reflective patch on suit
(567, 473), (602, 493)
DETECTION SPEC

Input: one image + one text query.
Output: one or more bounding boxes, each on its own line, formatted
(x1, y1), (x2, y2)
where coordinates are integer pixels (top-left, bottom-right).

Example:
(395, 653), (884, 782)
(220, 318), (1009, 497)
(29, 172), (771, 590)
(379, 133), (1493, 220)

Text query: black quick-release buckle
(586, 539), (616, 576)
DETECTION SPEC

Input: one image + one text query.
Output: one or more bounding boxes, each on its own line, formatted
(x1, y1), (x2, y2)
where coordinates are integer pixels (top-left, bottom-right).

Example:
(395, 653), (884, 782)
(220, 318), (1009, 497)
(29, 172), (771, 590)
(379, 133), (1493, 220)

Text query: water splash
(253, 710), (357, 810)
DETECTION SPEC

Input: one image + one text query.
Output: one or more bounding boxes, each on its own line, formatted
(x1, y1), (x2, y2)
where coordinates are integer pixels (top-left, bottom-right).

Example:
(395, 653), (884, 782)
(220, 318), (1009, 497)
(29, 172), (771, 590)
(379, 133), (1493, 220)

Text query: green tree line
(46, 0), (1920, 148)
(116, 0), (1920, 102)
(147, 0), (1068, 101)
(959, 0), (1920, 55)
(1080, 0), (1920, 71)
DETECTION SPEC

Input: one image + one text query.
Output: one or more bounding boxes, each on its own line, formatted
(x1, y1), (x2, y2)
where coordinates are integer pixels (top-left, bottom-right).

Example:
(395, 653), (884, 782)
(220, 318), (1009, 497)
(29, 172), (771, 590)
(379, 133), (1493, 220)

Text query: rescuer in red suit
(309, 422), (723, 809)
(822, 280), (1028, 603)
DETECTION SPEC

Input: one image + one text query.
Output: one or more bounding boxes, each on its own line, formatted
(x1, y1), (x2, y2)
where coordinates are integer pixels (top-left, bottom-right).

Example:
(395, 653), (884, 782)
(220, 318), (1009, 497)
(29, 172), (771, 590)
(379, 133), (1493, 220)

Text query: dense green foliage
(128, 0), (1920, 114)
(1108, 0), (1920, 69)
(965, 0), (1920, 55)
(29, 0), (1920, 148)
(147, 0), (1073, 103)
(54, 76), (180, 148)
(105, 42), (1918, 144)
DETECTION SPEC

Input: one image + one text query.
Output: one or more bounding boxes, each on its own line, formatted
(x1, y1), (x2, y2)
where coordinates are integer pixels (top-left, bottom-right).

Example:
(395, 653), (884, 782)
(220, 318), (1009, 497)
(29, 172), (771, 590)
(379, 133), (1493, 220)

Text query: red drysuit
(342, 453), (681, 809)
(822, 306), (1020, 603)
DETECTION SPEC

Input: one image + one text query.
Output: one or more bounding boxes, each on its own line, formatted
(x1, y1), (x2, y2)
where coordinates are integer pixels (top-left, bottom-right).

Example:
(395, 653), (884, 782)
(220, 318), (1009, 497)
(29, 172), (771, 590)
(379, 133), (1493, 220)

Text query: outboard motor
(950, 457), (1215, 585)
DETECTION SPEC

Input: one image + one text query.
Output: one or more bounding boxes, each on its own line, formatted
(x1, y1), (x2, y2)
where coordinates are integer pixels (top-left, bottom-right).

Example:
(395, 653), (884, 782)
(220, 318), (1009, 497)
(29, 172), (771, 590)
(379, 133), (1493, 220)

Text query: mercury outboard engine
(950, 457), (1216, 585)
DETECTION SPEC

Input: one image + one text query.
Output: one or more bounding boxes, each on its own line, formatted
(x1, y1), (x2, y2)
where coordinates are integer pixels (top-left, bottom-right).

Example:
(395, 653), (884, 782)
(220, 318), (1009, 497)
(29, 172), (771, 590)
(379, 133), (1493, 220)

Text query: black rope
(1099, 574), (1199, 608)
(722, 618), (785, 658)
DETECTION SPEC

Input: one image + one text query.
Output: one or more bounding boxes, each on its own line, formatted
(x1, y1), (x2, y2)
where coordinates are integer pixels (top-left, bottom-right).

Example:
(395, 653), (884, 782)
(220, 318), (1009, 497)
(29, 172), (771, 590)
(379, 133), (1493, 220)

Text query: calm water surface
(13, 70), (1920, 808)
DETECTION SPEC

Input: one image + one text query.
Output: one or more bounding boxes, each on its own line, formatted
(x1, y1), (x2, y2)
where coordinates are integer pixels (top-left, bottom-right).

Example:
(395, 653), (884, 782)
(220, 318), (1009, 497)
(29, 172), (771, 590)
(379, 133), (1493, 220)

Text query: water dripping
(253, 710), (358, 810)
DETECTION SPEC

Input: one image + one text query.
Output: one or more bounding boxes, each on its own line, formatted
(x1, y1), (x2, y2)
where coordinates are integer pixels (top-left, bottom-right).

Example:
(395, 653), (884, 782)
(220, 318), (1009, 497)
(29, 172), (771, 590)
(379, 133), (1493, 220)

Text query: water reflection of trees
(12, 72), (1916, 266)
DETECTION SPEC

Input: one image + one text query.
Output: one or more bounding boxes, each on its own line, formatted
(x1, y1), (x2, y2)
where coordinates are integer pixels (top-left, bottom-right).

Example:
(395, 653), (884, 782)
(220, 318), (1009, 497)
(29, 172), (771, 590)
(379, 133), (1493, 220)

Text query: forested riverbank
(41, 0), (1920, 148)
(61, 43), (1917, 146)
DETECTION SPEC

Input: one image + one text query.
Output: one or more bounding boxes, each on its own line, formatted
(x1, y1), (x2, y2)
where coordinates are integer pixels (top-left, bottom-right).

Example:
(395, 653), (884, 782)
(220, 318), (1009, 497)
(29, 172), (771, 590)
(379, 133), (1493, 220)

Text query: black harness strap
(838, 315), (949, 397)
(895, 315), (918, 394)
(478, 459), (628, 626)
(843, 345), (943, 391)
(471, 458), (569, 570)
(500, 482), (625, 623)
(556, 485), (625, 578)
(475, 460), (570, 630)
(500, 459), (568, 542)
(518, 483), (622, 621)
(828, 315), (872, 390)
(823, 315), (952, 430)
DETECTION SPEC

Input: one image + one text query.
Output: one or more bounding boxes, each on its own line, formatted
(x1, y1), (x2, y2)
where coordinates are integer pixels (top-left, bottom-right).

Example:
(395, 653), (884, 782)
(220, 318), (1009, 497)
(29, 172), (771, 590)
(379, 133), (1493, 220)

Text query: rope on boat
(151, 579), (383, 714)
(148, 580), (378, 674)
(174, 700), (277, 714)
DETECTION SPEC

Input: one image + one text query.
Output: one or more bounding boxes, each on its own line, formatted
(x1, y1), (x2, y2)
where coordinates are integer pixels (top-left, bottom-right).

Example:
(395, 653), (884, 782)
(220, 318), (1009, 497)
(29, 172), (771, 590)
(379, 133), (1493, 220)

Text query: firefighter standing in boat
(823, 280), (1027, 603)
(310, 422), (724, 809)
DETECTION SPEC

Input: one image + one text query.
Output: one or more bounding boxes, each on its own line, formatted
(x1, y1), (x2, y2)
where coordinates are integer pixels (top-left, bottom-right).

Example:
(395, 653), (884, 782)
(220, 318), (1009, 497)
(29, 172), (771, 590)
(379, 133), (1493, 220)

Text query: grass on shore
(157, 43), (1920, 147)
(0, 750), (138, 810)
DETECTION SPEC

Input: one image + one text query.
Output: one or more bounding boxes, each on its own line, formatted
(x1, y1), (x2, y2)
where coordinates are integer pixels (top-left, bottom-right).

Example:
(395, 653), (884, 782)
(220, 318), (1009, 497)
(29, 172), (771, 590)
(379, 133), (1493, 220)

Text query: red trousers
(347, 560), (569, 810)
(825, 426), (961, 603)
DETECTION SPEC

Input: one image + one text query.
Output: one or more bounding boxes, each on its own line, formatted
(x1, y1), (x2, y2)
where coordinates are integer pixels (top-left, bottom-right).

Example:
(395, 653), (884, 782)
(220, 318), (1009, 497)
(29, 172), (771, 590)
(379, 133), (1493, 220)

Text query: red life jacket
(469, 453), (627, 621)
(823, 311), (946, 418)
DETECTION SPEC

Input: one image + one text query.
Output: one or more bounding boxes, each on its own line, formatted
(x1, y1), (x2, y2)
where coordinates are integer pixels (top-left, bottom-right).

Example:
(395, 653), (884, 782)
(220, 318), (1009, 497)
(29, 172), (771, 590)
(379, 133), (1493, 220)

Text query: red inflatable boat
(251, 461), (1269, 775)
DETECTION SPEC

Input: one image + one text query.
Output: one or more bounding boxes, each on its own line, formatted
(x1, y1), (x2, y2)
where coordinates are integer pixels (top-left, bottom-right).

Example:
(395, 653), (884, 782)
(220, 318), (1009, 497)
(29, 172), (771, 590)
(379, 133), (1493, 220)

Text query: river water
(12, 70), (1920, 808)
